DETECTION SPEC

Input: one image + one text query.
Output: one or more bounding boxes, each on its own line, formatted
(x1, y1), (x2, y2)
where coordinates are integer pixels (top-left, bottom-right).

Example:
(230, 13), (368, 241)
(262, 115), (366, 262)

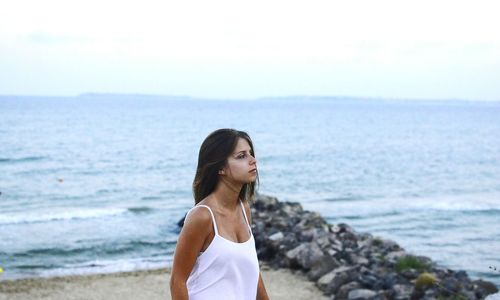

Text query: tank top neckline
(191, 200), (252, 245)
(214, 231), (253, 245)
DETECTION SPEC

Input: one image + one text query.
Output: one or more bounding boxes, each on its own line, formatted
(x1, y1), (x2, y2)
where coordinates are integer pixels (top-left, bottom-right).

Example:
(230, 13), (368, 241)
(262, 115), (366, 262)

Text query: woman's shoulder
(180, 206), (214, 244)
(185, 204), (213, 224)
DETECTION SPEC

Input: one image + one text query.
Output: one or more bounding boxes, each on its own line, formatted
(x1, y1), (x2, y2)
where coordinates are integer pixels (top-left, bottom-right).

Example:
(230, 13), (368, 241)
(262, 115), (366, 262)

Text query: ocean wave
(0, 207), (127, 225)
(1, 256), (173, 280)
(0, 204), (158, 225)
(38, 257), (172, 279)
(406, 200), (500, 212)
(16, 264), (63, 269)
(7, 240), (176, 259)
(13, 246), (94, 257)
(100, 240), (175, 255)
(485, 292), (500, 300)
(324, 195), (365, 202)
(140, 196), (162, 201)
(0, 156), (46, 163)
(358, 194), (500, 213)
(127, 206), (154, 214)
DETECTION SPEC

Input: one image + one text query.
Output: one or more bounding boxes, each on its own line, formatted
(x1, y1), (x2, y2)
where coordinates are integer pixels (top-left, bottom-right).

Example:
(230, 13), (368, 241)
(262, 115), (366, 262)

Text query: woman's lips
(249, 169), (257, 173)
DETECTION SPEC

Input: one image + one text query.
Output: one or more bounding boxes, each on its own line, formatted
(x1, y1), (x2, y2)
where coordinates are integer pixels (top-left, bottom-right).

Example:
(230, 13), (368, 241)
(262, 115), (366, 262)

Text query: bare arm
(244, 202), (270, 300)
(170, 207), (212, 300)
(256, 272), (270, 300)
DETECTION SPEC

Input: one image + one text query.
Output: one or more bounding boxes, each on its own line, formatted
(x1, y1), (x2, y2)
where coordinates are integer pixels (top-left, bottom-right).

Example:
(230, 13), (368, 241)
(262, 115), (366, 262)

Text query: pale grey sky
(1, 0), (499, 100)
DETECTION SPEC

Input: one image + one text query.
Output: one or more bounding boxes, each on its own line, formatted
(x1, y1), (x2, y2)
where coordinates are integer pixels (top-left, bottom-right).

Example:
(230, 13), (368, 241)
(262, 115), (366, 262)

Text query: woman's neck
(212, 178), (242, 211)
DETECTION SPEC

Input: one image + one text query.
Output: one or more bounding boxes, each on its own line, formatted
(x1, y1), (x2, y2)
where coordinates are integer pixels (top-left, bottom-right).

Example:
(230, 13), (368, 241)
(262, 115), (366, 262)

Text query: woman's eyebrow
(233, 149), (251, 155)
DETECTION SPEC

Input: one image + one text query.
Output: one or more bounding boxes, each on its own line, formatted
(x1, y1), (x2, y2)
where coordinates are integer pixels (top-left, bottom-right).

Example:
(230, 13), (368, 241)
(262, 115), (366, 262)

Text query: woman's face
(222, 137), (257, 184)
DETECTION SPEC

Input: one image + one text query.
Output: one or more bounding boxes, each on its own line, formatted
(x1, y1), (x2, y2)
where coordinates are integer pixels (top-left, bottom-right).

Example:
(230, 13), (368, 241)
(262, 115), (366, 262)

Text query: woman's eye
(238, 154), (246, 159)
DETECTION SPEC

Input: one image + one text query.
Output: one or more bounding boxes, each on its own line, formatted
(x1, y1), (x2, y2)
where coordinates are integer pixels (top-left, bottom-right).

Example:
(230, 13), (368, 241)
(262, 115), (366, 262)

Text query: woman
(170, 129), (270, 300)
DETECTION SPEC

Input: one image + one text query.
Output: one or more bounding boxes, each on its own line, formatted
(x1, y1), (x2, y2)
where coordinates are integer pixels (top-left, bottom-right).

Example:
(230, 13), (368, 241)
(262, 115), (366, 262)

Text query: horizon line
(0, 92), (499, 103)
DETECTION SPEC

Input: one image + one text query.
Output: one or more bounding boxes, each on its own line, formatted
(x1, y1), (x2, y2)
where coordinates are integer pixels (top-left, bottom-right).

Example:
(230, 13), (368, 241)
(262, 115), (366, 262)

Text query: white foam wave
(403, 194), (500, 212)
(309, 192), (500, 219)
(38, 257), (171, 278)
(486, 292), (500, 300)
(0, 207), (128, 225)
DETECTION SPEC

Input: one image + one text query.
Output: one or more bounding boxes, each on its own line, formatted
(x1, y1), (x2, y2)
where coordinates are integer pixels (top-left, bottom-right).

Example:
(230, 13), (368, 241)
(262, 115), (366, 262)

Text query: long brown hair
(193, 129), (258, 204)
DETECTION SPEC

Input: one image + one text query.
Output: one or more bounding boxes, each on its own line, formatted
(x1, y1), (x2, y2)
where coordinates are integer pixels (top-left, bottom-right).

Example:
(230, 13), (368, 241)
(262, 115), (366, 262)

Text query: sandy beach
(0, 266), (328, 300)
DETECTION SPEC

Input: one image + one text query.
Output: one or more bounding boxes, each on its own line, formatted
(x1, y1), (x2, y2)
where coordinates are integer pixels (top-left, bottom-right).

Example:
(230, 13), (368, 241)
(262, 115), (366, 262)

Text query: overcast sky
(1, 0), (499, 100)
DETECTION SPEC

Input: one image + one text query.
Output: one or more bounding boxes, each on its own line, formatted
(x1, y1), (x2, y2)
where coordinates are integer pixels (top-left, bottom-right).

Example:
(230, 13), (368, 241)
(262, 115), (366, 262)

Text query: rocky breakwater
(250, 194), (498, 300)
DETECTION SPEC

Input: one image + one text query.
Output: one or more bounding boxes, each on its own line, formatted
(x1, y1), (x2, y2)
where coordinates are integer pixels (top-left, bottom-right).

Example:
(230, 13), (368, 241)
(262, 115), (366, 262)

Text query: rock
(348, 289), (377, 299)
(253, 220), (266, 235)
(422, 288), (439, 299)
(357, 273), (381, 290)
(339, 223), (356, 234)
(230, 194), (499, 299)
(281, 202), (303, 216)
(314, 234), (331, 249)
(349, 254), (370, 266)
(358, 232), (374, 241)
(454, 270), (469, 281)
(177, 215), (186, 227)
(415, 255), (433, 268)
(270, 216), (290, 231)
(473, 279), (499, 298)
(285, 242), (325, 270)
(400, 268), (419, 280)
(300, 227), (327, 242)
(461, 289), (477, 300)
(433, 266), (453, 278)
(279, 233), (298, 251)
(317, 269), (337, 292)
(317, 267), (354, 294)
(391, 284), (413, 300)
(441, 276), (461, 294)
(285, 244), (308, 265)
(369, 292), (387, 300)
(328, 248), (340, 257)
(330, 224), (342, 233)
(269, 231), (284, 241)
(307, 255), (341, 281)
(328, 237), (344, 252)
(336, 281), (361, 299)
(253, 194), (278, 210)
(381, 272), (400, 289)
(385, 251), (406, 263)
(339, 231), (359, 249)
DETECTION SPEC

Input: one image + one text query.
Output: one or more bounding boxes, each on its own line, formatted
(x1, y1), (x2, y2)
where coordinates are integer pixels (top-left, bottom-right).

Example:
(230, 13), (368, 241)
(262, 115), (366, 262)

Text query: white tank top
(185, 201), (260, 300)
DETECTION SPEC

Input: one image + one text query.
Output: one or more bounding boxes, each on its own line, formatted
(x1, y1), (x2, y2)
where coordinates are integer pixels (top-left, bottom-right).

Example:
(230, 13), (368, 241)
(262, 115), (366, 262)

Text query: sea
(0, 94), (499, 287)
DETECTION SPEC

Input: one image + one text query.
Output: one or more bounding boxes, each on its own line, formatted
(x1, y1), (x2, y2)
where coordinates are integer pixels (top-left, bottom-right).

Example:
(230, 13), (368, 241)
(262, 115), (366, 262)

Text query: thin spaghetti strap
(186, 205), (219, 236)
(239, 200), (251, 229)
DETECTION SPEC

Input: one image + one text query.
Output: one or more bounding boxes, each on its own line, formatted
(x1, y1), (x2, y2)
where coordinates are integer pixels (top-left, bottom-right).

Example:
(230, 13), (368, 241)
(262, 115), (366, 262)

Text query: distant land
(0, 93), (498, 104)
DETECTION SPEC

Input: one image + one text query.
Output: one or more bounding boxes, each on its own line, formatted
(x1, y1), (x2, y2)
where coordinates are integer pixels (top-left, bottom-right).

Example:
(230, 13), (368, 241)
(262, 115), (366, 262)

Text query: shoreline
(0, 265), (328, 300)
(2, 193), (498, 299)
